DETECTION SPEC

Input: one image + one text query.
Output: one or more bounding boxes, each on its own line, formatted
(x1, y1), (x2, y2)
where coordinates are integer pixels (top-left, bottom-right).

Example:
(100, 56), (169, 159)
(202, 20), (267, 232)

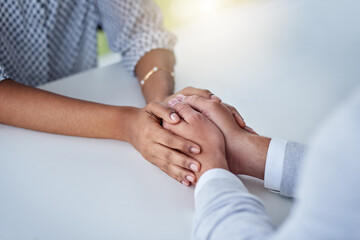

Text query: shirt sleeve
(264, 138), (288, 192)
(96, 0), (177, 75)
(264, 139), (307, 198)
(0, 65), (10, 82)
(279, 141), (307, 197)
(193, 168), (275, 240)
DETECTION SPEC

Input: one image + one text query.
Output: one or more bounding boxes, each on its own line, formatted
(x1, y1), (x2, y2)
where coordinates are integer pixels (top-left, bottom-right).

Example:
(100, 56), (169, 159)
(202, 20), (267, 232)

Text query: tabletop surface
(1, 0), (359, 239)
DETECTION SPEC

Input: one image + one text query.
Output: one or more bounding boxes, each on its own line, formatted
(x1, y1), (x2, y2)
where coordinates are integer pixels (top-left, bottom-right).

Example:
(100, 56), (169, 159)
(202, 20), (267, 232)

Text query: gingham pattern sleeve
(0, 65), (10, 82)
(96, 0), (177, 75)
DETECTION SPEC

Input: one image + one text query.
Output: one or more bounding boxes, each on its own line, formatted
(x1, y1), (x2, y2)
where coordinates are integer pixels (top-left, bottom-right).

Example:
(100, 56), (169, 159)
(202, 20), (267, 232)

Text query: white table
(1, 0), (359, 239)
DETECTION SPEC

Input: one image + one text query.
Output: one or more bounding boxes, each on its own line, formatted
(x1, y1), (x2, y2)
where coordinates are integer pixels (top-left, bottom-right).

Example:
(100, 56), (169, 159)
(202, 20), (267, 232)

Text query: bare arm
(0, 79), (132, 141)
(0, 77), (203, 186)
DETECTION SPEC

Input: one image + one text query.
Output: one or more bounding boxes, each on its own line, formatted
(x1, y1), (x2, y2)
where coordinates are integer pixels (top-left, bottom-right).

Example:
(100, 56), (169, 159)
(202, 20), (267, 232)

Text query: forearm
(194, 169), (275, 239)
(228, 133), (271, 180)
(135, 49), (175, 103)
(0, 79), (135, 141)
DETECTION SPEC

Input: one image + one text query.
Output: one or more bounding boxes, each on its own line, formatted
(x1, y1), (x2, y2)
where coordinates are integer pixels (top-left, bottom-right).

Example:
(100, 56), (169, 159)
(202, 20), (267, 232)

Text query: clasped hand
(127, 87), (252, 186)
(164, 94), (267, 183)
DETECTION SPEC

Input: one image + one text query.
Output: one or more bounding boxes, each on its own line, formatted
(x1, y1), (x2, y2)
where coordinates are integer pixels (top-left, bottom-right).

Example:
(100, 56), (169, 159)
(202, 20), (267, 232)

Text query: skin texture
(0, 49), (202, 185)
(163, 99), (228, 181)
(170, 95), (271, 180)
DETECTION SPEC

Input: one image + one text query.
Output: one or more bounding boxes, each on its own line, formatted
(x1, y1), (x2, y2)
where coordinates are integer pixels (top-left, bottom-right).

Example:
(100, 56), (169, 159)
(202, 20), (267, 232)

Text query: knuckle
(163, 150), (172, 161)
(178, 141), (189, 153)
(162, 163), (169, 173)
(175, 102), (187, 113)
(163, 135), (174, 147)
(201, 89), (212, 97)
(188, 112), (202, 122)
(188, 94), (200, 103)
(180, 158), (189, 169)
(209, 100), (221, 110)
(184, 86), (193, 92)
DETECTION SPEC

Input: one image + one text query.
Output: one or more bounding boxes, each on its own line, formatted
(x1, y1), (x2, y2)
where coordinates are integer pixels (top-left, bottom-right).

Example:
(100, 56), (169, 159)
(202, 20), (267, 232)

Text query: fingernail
(186, 175), (195, 183)
(170, 112), (180, 121)
(190, 146), (200, 154)
(168, 98), (179, 107)
(211, 95), (222, 102)
(181, 180), (189, 186)
(190, 163), (199, 172)
(176, 94), (186, 101)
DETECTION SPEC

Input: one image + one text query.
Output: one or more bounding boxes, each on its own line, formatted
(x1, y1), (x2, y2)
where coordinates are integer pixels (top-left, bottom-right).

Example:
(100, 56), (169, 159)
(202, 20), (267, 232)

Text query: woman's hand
(163, 99), (228, 179)
(125, 101), (202, 186)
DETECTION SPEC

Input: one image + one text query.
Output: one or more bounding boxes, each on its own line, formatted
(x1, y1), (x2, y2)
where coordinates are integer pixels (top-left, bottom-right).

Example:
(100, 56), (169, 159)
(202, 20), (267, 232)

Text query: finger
(168, 98), (202, 124)
(162, 120), (194, 147)
(180, 87), (214, 99)
(154, 124), (201, 155)
(177, 94), (215, 115)
(149, 156), (192, 186)
(152, 143), (201, 173)
(244, 126), (258, 135)
(210, 94), (222, 102)
(168, 164), (197, 185)
(175, 93), (221, 103)
(222, 103), (246, 128)
(146, 100), (180, 124)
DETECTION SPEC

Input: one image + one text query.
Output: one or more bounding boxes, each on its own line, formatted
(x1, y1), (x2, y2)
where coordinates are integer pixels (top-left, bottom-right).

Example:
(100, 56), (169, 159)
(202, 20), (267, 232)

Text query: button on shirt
(0, 0), (176, 86)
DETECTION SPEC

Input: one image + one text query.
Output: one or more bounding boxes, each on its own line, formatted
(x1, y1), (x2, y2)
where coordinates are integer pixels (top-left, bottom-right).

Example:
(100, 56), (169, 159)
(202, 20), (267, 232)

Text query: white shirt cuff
(264, 138), (288, 192)
(195, 168), (239, 199)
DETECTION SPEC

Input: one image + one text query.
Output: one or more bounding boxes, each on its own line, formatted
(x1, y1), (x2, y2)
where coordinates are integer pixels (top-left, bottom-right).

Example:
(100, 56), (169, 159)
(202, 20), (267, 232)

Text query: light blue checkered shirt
(0, 0), (176, 86)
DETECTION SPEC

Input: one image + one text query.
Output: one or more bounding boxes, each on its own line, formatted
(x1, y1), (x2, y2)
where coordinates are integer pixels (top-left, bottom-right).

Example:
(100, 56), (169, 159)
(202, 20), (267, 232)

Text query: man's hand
(126, 101), (202, 186)
(178, 95), (270, 180)
(163, 99), (228, 180)
(163, 87), (249, 130)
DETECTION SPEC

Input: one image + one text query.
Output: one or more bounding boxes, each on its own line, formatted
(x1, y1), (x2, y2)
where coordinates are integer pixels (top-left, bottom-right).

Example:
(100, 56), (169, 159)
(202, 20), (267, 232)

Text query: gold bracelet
(140, 67), (175, 86)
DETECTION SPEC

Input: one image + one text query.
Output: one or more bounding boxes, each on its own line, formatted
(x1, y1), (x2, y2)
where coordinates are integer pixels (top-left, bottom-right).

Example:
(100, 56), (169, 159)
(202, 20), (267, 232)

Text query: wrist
(141, 71), (174, 103)
(113, 106), (139, 142)
(247, 135), (270, 179)
(228, 132), (270, 179)
(197, 152), (228, 179)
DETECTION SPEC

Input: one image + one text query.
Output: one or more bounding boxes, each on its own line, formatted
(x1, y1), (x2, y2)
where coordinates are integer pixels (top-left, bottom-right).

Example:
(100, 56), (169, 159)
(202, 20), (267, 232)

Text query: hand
(177, 95), (270, 179)
(163, 99), (228, 180)
(126, 101), (202, 186)
(162, 87), (250, 131)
